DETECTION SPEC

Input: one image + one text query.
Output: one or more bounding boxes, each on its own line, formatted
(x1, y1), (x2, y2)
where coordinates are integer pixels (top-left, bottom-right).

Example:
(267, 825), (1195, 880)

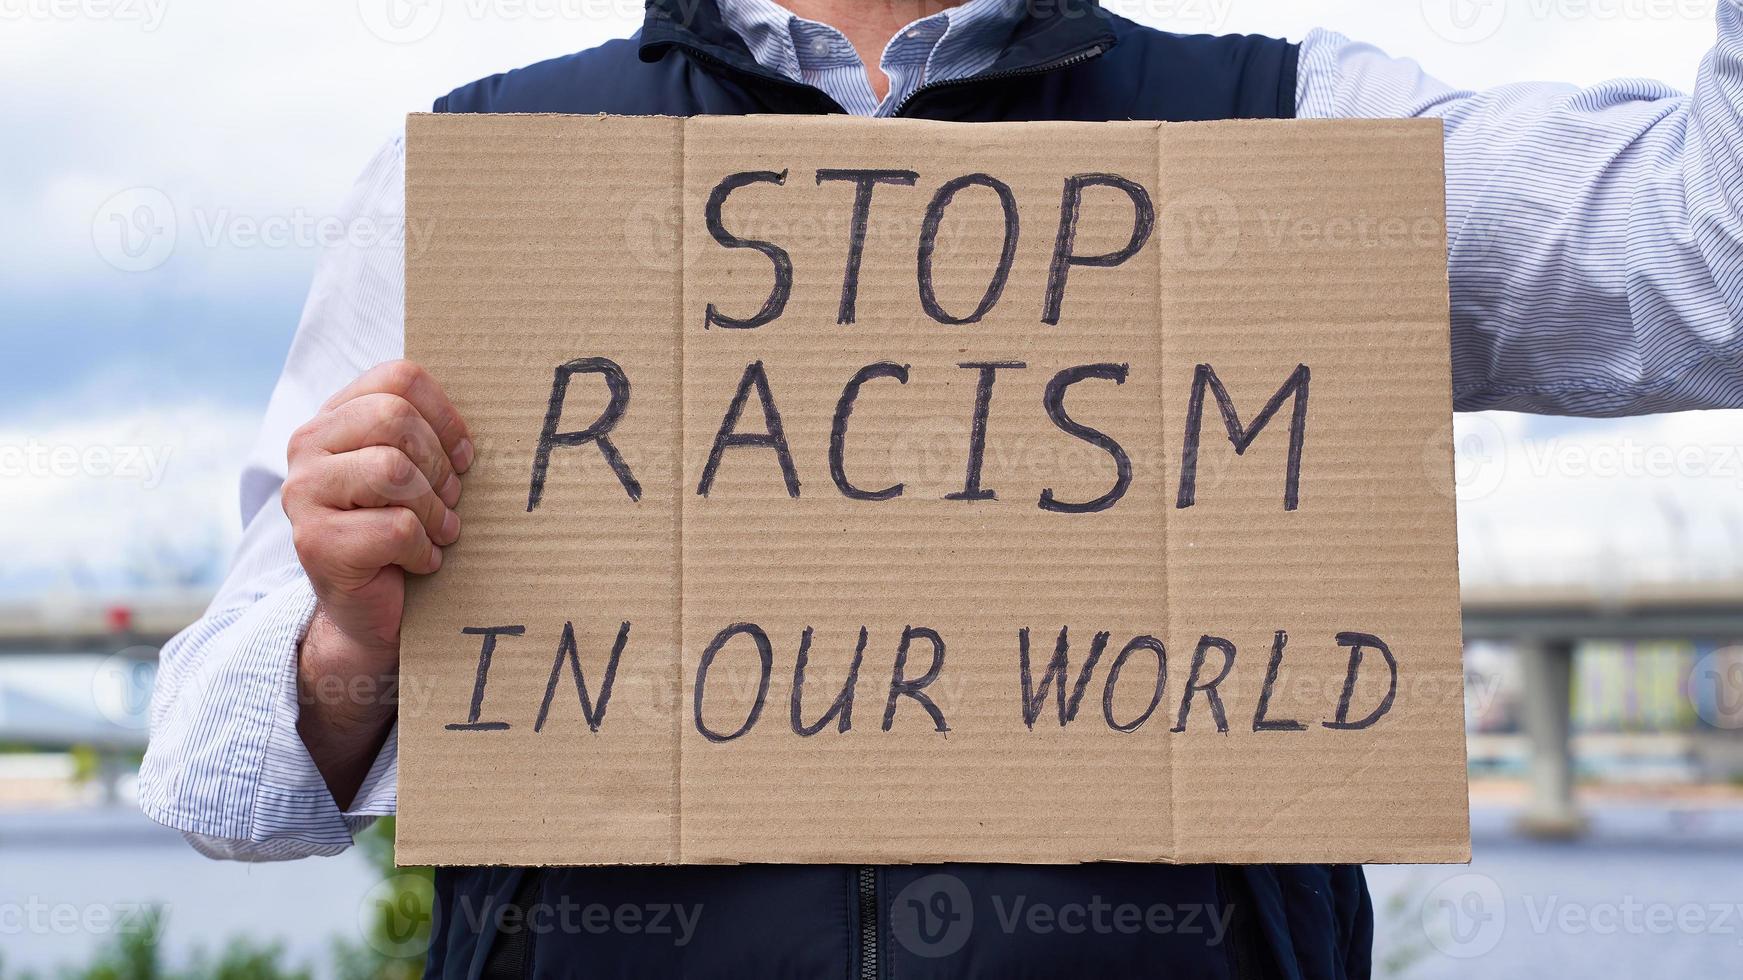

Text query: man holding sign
(143, 0), (1743, 977)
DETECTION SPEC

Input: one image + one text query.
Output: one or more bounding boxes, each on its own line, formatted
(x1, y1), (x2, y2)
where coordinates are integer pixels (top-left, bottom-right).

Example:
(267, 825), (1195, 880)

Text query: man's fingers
(290, 446), (459, 547)
(340, 446), (459, 546)
(315, 507), (444, 578)
(320, 360), (474, 473)
(297, 393), (461, 509)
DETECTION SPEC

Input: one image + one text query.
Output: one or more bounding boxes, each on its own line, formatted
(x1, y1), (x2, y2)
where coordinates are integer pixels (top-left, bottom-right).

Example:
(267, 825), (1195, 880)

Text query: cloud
(0, 400), (257, 598)
(1456, 410), (1743, 586)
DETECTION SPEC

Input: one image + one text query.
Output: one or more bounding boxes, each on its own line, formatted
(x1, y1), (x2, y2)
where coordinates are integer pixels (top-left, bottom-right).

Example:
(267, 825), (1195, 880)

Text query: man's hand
(283, 360), (473, 807)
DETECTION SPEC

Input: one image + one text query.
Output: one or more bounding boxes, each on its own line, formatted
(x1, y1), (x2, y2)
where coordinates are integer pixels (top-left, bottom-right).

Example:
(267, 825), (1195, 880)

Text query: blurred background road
(6, 1), (1743, 977)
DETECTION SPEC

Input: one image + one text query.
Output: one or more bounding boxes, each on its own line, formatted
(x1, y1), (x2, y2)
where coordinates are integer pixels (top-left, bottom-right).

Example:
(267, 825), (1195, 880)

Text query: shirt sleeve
(138, 137), (408, 861)
(1296, 1), (1743, 415)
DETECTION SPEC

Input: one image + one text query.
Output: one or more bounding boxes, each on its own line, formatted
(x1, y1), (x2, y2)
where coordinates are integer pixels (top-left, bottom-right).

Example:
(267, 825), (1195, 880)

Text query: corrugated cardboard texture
(400, 113), (1468, 867)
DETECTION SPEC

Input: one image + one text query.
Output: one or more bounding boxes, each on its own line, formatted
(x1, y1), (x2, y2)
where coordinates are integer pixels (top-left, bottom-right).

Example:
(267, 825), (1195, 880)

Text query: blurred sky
(5, 0), (1742, 600)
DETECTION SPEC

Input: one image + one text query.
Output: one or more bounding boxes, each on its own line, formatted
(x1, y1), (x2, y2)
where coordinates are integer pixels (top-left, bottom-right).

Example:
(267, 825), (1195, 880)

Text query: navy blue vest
(423, 4), (1366, 979)
(435, 0), (1297, 123)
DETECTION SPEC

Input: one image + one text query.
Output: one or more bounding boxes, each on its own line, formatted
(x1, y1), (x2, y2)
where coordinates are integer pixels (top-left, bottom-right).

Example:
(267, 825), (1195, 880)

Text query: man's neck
(780, 1), (968, 102)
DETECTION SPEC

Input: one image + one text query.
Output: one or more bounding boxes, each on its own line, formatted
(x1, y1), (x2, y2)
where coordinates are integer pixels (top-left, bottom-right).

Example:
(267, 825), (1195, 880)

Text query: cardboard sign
(399, 113), (1468, 867)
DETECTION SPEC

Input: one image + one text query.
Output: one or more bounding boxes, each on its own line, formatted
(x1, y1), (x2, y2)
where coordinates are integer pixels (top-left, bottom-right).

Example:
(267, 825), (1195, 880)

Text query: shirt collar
(716, 0), (1025, 86)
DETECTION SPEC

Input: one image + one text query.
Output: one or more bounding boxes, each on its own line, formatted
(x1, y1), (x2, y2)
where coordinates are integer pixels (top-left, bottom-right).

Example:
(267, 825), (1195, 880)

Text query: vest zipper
(1214, 865), (1269, 980)
(856, 866), (880, 980)
(481, 868), (543, 980)
(857, 61), (1111, 980)
(678, 37), (1099, 980)
(666, 42), (848, 114)
(891, 44), (1109, 118)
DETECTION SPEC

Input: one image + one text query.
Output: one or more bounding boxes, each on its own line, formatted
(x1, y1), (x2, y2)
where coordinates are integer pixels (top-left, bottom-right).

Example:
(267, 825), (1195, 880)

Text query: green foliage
(55, 905), (162, 980)
(176, 938), (310, 980)
(330, 818), (434, 980)
(1376, 872), (1431, 979)
(67, 745), (101, 784)
(355, 817), (400, 879)
(0, 906), (304, 980)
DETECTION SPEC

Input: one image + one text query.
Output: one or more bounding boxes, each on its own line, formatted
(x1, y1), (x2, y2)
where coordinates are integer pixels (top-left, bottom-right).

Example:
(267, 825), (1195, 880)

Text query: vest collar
(638, 0), (1119, 98)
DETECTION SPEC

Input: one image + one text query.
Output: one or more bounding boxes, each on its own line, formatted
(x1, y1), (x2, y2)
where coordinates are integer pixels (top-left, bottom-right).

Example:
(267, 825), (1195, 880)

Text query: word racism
(526, 168), (1312, 516)
(446, 623), (1400, 740)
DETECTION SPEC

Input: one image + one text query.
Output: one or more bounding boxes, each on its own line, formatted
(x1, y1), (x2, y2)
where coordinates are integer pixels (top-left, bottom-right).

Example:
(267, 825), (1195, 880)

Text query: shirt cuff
(254, 591), (401, 851)
(141, 574), (390, 858)
(345, 719), (399, 820)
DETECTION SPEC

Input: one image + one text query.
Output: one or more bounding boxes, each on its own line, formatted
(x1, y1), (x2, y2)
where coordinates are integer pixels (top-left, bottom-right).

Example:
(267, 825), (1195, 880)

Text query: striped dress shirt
(139, 0), (1743, 859)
